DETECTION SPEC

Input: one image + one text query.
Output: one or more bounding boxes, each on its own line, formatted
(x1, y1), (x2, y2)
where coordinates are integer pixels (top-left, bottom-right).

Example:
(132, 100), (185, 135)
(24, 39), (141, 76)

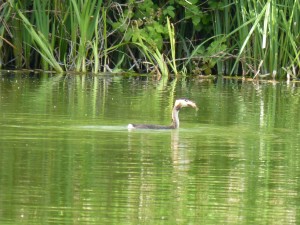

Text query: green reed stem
(15, 7), (63, 72)
(70, 0), (102, 72)
(102, 7), (108, 72)
(92, 13), (100, 73)
(167, 17), (178, 76)
(0, 1), (13, 68)
(230, 0), (270, 75)
(1, 0), (299, 78)
(33, 0), (51, 70)
(132, 24), (169, 78)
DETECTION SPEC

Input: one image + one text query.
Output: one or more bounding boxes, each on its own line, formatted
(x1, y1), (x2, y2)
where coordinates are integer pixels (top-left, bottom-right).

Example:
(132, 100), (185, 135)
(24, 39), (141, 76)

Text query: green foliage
(14, 5), (63, 72)
(0, 1), (13, 68)
(120, 0), (166, 51)
(70, 0), (102, 72)
(167, 17), (178, 76)
(190, 38), (228, 75)
(0, 0), (299, 79)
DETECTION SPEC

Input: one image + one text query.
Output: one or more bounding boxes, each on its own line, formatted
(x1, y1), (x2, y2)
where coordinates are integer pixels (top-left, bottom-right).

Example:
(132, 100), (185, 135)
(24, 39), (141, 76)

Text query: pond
(1, 71), (300, 224)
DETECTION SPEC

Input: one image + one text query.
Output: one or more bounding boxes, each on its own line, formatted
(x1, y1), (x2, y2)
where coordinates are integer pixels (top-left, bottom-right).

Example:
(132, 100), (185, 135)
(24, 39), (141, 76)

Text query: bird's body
(127, 99), (197, 130)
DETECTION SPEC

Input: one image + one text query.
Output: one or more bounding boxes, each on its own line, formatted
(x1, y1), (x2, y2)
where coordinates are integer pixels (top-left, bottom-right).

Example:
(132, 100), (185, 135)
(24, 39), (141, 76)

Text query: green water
(1, 72), (300, 224)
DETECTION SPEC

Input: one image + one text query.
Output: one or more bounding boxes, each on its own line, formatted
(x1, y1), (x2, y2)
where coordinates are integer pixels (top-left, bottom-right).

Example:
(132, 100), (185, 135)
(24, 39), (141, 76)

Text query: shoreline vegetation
(0, 0), (299, 80)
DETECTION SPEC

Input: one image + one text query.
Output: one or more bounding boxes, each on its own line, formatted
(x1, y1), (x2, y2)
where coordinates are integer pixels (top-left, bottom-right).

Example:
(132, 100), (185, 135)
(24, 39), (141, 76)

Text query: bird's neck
(171, 106), (180, 128)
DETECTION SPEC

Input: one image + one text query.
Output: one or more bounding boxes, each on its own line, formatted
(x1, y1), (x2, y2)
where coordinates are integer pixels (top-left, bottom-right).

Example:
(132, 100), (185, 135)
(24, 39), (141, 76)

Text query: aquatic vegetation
(0, 0), (299, 79)
(16, 6), (63, 73)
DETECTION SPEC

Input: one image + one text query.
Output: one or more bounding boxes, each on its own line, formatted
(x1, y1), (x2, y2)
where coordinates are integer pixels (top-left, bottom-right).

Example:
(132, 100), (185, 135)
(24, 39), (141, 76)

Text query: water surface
(1, 72), (300, 224)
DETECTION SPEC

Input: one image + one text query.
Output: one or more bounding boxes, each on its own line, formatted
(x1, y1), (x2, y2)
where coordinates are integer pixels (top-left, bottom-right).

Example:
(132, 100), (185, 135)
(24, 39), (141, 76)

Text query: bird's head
(175, 99), (198, 110)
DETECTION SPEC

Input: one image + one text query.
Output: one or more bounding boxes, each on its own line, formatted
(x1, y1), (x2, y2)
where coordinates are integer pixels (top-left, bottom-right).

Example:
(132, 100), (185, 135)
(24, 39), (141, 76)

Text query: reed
(0, 0), (298, 79)
(232, 1), (271, 76)
(0, 1), (13, 68)
(33, 0), (52, 70)
(92, 12), (100, 73)
(11, 14), (24, 68)
(132, 22), (169, 79)
(15, 6), (63, 72)
(70, 0), (102, 72)
(229, 0), (300, 78)
(101, 7), (107, 73)
(279, 1), (300, 77)
(167, 17), (178, 77)
(136, 38), (169, 79)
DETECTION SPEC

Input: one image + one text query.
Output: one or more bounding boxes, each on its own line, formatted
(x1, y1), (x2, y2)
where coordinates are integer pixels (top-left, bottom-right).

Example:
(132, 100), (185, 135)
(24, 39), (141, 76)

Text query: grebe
(127, 99), (197, 129)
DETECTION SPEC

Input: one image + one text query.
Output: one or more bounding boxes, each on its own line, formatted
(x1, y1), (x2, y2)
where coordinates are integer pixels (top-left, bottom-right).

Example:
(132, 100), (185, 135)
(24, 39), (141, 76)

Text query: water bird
(127, 99), (198, 129)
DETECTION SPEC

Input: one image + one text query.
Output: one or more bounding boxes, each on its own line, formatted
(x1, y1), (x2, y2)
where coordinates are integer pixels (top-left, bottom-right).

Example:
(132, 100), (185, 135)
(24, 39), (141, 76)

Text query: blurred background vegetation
(0, 0), (299, 79)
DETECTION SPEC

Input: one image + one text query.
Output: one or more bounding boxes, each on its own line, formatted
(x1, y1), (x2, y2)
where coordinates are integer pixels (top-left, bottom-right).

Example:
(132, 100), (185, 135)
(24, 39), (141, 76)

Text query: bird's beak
(189, 102), (198, 111)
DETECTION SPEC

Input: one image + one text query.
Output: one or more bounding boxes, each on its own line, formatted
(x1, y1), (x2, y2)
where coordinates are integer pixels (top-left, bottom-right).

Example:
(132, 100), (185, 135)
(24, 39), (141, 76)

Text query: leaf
(163, 6), (175, 18)
(207, 40), (227, 55)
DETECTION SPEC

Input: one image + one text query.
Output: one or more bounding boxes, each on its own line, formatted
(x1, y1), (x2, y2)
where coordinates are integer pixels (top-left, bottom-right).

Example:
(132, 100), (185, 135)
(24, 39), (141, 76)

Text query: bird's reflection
(171, 130), (192, 170)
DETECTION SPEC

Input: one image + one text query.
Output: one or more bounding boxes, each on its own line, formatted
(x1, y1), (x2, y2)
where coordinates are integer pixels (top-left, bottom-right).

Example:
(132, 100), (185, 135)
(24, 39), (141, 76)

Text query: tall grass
(167, 17), (178, 77)
(16, 7), (63, 72)
(0, 1), (13, 68)
(219, 0), (299, 78)
(0, 0), (299, 79)
(70, 0), (102, 72)
(33, 0), (54, 70)
(130, 21), (169, 79)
